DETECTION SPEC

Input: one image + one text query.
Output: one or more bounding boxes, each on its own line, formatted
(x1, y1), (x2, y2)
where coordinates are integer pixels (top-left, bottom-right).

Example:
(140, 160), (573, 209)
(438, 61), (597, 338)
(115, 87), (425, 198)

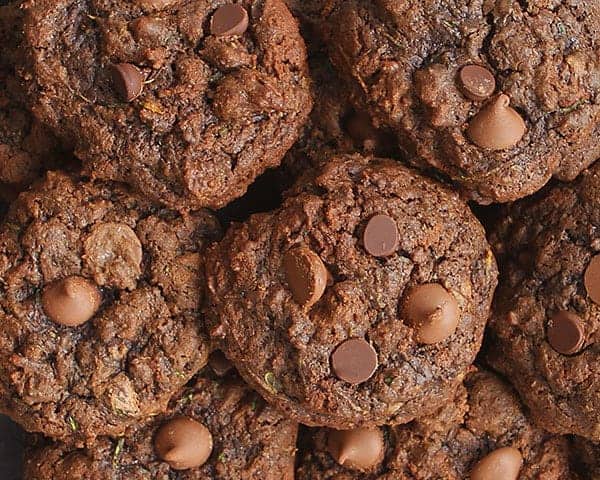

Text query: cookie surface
(488, 164), (600, 440)
(319, 1), (600, 203)
(296, 369), (575, 480)
(206, 154), (497, 429)
(22, 0), (312, 210)
(23, 364), (298, 479)
(0, 172), (221, 444)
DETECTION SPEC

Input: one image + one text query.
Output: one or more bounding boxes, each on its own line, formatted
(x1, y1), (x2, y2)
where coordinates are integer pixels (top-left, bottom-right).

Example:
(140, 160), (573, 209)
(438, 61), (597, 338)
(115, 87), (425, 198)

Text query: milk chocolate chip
(470, 446), (523, 480)
(42, 276), (101, 327)
(547, 311), (585, 355)
(283, 246), (328, 307)
(403, 283), (459, 344)
(155, 417), (213, 470)
(210, 4), (249, 36)
(327, 427), (385, 471)
(584, 254), (600, 304)
(458, 65), (496, 101)
(111, 63), (144, 102)
(363, 214), (399, 257)
(467, 94), (526, 150)
(331, 338), (378, 384)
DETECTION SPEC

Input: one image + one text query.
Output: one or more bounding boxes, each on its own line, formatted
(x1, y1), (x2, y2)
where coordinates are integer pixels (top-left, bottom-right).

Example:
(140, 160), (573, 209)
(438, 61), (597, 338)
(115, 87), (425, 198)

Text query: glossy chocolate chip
(327, 427), (385, 471)
(155, 417), (213, 470)
(363, 214), (399, 257)
(111, 63), (144, 102)
(470, 446), (523, 480)
(331, 338), (378, 384)
(283, 246), (328, 307)
(42, 276), (102, 327)
(403, 283), (459, 344)
(210, 4), (249, 36)
(458, 65), (496, 101)
(547, 311), (585, 355)
(467, 94), (526, 150)
(584, 254), (600, 304)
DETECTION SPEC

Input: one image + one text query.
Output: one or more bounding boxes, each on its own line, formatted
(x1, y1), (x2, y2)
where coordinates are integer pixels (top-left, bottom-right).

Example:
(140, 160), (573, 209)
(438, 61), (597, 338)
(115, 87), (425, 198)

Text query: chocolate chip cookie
(23, 363), (298, 479)
(319, 1), (600, 204)
(205, 154), (497, 429)
(0, 171), (221, 444)
(488, 163), (600, 440)
(21, 0), (312, 210)
(296, 368), (575, 480)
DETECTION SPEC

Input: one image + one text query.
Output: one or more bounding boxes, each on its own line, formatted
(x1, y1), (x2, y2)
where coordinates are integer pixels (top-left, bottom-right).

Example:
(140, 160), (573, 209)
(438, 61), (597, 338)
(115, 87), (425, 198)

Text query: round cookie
(488, 163), (600, 440)
(205, 154), (497, 429)
(23, 363), (298, 479)
(318, 1), (600, 204)
(296, 369), (575, 480)
(0, 171), (221, 444)
(21, 0), (312, 210)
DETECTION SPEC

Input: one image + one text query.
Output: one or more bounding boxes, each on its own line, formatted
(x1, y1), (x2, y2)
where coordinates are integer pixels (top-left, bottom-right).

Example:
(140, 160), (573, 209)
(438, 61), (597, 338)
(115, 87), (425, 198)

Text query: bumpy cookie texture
(296, 369), (575, 480)
(21, 0), (312, 210)
(488, 163), (600, 440)
(206, 154), (497, 429)
(0, 172), (221, 444)
(0, 5), (65, 192)
(320, 1), (600, 203)
(571, 437), (599, 480)
(23, 366), (298, 479)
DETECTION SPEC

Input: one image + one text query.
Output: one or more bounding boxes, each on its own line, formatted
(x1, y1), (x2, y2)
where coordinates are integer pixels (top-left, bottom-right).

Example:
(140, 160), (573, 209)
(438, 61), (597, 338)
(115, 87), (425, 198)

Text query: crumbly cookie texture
(319, 0), (600, 204)
(23, 366), (298, 480)
(206, 153), (497, 429)
(0, 171), (221, 444)
(21, 0), (312, 210)
(488, 163), (600, 440)
(296, 369), (575, 480)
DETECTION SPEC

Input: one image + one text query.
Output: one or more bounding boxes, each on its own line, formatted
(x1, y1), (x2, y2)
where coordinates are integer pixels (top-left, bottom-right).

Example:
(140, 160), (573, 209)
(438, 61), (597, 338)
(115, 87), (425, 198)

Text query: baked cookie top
(296, 369), (575, 480)
(23, 363), (298, 479)
(488, 163), (600, 440)
(21, 0), (312, 210)
(206, 153), (497, 429)
(0, 171), (221, 444)
(320, 1), (600, 204)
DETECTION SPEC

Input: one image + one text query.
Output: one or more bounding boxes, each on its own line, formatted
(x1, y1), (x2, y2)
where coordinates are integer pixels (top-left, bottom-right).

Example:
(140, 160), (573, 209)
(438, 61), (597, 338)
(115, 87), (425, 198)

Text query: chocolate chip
(363, 214), (399, 257)
(458, 65), (496, 101)
(547, 311), (585, 355)
(467, 94), (526, 150)
(42, 276), (102, 327)
(331, 338), (378, 384)
(584, 254), (600, 304)
(283, 246), (328, 307)
(111, 63), (144, 102)
(155, 417), (213, 470)
(326, 427), (384, 471)
(210, 4), (249, 36)
(470, 446), (523, 480)
(208, 350), (233, 377)
(403, 283), (459, 344)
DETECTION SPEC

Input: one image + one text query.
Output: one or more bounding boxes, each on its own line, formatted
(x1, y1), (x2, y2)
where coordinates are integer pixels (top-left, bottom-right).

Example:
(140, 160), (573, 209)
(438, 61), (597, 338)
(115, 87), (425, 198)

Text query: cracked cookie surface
(21, 0), (312, 210)
(488, 163), (600, 440)
(319, 0), (600, 203)
(0, 171), (221, 444)
(206, 154), (497, 429)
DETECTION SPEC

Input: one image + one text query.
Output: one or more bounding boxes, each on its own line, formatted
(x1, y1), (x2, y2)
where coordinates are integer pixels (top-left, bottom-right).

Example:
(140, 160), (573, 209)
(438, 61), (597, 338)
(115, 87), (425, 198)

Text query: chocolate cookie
(23, 363), (298, 479)
(318, 1), (600, 204)
(21, 0), (312, 210)
(0, 4), (65, 193)
(206, 154), (497, 429)
(488, 164), (600, 440)
(0, 171), (221, 444)
(296, 368), (575, 480)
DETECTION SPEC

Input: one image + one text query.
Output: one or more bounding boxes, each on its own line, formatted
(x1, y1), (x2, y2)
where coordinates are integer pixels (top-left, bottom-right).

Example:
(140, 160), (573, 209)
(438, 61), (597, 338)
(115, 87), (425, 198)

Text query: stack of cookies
(0, 0), (598, 479)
